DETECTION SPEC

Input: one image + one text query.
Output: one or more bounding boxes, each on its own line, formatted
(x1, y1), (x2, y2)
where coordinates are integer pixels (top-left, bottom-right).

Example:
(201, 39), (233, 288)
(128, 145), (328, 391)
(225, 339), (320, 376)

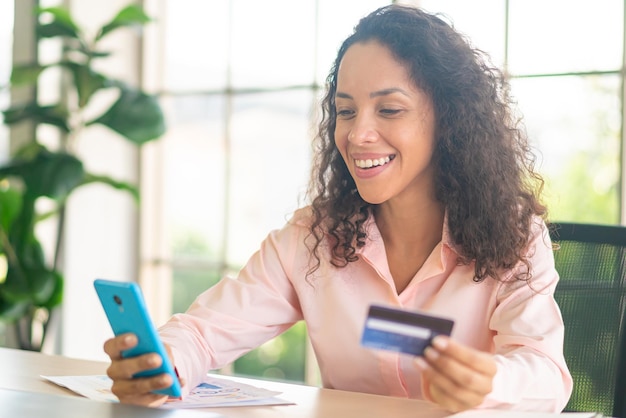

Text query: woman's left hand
(415, 335), (497, 412)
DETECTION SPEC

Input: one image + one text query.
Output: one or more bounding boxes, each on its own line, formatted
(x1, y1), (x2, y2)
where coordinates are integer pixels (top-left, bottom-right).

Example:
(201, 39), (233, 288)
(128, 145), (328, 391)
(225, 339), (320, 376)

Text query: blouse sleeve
(481, 220), (573, 411)
(157, 219), (305, 394)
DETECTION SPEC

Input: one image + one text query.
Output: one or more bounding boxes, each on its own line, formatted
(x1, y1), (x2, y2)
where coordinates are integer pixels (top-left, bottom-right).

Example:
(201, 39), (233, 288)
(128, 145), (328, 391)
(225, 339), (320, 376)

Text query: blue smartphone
(93, 279), (182, 397)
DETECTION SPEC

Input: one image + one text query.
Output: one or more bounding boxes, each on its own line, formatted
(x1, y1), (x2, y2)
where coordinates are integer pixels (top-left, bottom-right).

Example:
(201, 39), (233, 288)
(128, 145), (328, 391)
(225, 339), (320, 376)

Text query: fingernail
(124, 334), (137, 345)
(424, 346), (439, 360)
(414, 357), (429, 370)
(148, 354), (161, 367)
(432, 335), (448, 350)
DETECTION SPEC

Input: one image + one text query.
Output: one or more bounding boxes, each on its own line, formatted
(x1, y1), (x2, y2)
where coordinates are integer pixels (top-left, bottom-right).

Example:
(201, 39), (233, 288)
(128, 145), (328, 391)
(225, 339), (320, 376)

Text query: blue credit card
(360, 305), (454, 357)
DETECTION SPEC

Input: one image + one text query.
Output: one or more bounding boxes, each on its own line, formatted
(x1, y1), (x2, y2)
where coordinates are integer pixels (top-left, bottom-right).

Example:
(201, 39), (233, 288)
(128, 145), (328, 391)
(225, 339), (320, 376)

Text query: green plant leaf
(0, 147), (85, 201)
(37, 7), (80, 39)
(83, 173), (140, 202)
(90, 86), (165, 144)
(96, 5), (152, 41)
(0, 186), (22, 233)
(27, 268), (58, 305)
(34, 209), (59, 224)
(12, 142), (45, 161)
(0, 202), (62, 312)
(0, 294), (29, 322)
(2, 261), (57, 306)
(64, 62), (109, 108)
(2, 103), (70, 132)
(10, 63), (49, 86)
(3, 194), (36, 264)
(76, 47), (112, 59)
(37, 22), (80, 40)
(40, 271), (63, 309)
(2, 265), (33, 302)
(14, 227), (45, 268)
(0, 158), (30, 179)
(23, 150), (85, 200)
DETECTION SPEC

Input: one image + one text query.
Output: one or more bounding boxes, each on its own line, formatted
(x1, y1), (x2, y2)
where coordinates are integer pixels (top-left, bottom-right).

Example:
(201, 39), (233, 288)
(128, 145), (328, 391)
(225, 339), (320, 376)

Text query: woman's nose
(348, 114), (378, 144)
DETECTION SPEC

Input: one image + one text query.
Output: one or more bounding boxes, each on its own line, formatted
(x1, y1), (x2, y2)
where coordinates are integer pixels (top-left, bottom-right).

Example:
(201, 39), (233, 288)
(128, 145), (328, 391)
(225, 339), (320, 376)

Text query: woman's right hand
(103, 333), (180, 407)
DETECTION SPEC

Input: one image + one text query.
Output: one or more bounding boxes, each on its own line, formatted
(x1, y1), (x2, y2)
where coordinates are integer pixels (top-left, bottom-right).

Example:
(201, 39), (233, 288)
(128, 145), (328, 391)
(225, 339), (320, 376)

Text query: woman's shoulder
(285, 206), (316, 229)
(529, 215), (552, 248)
(265, 206), (315, 244)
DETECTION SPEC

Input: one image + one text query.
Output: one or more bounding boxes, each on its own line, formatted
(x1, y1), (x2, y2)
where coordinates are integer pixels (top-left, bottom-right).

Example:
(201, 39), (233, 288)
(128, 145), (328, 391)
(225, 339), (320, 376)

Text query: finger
(421, 357), (488, 400)
(112, 373), (173, 396)
(115, 390), (169, 407)
(428, 380), (481, 413)
(107, 352), (163, 380)
(103, 334), (138, 360)
(431, 336), (497, 376)
(424, 345), (494, 394)
(417, 357), (486, 411)
(111, 375), (172, 407)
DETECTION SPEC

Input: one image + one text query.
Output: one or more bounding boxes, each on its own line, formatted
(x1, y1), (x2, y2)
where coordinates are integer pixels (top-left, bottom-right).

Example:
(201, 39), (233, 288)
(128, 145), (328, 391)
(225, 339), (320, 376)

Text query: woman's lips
(352, 155), (396, 178)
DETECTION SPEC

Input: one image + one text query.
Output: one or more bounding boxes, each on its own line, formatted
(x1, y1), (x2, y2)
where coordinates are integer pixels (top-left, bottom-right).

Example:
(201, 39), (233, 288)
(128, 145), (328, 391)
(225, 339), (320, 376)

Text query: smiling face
(334, 40), (437, 207)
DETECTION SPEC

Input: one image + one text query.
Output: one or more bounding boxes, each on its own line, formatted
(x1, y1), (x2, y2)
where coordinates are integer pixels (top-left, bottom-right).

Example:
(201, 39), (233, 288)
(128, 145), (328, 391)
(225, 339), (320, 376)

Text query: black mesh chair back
(549, 222), (626, 418)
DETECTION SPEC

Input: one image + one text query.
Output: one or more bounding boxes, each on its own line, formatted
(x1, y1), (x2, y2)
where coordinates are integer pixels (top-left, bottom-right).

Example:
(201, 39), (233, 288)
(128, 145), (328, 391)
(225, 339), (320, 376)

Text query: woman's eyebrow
(335, 91), (353, 100)
(370, 87), (410, 98)
(335, 88), (410, 100)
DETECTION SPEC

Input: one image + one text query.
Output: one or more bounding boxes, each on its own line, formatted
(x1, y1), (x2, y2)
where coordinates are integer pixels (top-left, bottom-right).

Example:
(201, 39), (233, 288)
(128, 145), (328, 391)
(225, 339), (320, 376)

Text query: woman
(104, 4), (572, 412)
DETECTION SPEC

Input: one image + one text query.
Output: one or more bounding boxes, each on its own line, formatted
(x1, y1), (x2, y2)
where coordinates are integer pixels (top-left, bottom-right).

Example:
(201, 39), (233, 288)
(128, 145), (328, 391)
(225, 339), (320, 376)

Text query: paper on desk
(448, 410), (601, 417)
(41, 374), (294, 408)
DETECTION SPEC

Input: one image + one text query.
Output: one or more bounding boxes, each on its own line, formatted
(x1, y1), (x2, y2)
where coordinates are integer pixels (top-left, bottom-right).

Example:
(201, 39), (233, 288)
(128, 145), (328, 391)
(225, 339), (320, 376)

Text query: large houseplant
(0, 4), (165, 350)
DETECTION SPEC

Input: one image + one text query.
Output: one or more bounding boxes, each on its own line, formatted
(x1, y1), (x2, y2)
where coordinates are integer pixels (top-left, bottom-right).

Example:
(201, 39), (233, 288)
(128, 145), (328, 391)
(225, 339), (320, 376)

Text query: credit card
(360, 305), (454, 356)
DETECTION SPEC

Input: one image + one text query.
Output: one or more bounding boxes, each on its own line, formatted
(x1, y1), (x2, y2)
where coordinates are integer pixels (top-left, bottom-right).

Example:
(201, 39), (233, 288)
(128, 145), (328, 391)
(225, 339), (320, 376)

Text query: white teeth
(355, 156), (391, 168)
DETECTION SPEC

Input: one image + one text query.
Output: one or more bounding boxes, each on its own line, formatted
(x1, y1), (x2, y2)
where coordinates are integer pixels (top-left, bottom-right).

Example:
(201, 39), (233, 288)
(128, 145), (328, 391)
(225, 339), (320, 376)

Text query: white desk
(0, 347), (449, 418)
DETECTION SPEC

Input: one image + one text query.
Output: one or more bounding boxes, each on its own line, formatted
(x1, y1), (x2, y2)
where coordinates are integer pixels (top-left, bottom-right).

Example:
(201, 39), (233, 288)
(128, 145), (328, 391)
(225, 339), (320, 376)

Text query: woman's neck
(374, 197), (445, 248)
(374, 197), (445, 293)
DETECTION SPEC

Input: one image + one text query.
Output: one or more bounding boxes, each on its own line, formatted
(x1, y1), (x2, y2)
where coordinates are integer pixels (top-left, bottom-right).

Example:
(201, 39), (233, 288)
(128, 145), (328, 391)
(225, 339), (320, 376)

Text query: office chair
(549, 222), (626, 418)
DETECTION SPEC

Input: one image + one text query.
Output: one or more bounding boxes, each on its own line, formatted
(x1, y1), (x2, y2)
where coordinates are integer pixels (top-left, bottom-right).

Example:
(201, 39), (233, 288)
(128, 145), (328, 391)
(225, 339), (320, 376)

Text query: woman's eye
(336, 109), (355, 118)
(380, 108), (402, 116)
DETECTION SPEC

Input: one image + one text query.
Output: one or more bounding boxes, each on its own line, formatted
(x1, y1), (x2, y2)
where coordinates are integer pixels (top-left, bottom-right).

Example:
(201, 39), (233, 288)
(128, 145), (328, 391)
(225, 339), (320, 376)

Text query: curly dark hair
(306, 4), (547, 283)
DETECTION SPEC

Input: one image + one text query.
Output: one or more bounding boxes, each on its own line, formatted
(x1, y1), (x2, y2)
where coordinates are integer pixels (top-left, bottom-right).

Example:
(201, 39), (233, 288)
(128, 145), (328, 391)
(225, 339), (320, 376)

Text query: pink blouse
(159, 207), (573, 412)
